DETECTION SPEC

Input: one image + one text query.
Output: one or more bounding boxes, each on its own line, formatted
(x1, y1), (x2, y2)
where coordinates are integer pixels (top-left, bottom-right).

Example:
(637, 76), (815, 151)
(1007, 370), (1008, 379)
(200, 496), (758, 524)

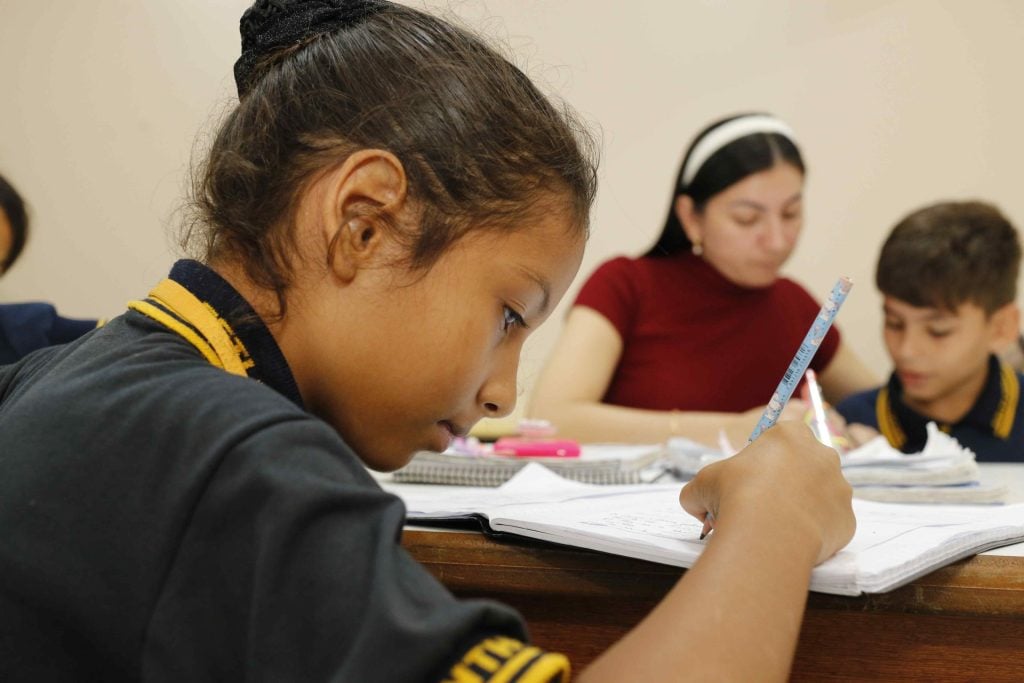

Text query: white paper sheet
(391, 463), (1024, 596)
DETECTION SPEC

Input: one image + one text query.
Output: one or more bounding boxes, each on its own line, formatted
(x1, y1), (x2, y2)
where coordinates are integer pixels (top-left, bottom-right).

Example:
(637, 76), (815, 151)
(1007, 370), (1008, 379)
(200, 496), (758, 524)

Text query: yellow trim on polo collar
(128, 278), (254, 378)
(876, 387), (907, 450)
(992, 360), (1019, 439)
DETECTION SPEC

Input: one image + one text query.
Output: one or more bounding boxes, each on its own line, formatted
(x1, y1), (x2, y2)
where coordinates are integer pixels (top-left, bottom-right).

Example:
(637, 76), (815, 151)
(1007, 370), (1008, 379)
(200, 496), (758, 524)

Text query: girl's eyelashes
(501, 305), (527, 334)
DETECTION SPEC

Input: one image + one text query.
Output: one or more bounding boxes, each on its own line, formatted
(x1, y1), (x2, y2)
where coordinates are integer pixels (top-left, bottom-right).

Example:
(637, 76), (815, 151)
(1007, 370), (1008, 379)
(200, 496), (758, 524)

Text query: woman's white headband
(681, 115), (796, 187)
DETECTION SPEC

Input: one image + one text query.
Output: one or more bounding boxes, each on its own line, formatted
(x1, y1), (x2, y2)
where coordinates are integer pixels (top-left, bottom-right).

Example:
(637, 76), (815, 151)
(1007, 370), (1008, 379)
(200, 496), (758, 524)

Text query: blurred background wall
(2, 1), (1022, 418)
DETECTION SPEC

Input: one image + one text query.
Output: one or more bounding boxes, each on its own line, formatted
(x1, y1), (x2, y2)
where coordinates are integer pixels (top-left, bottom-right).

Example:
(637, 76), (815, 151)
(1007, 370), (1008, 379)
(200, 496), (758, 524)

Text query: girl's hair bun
(234, 0), (386, 97)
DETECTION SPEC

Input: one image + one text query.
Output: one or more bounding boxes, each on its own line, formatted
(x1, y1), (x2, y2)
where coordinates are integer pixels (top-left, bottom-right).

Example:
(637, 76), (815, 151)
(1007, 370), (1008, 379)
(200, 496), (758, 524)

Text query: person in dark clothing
(838, 200), (1024, 461)
(0, 173), (100, 363)
(0, 2), (855, 681)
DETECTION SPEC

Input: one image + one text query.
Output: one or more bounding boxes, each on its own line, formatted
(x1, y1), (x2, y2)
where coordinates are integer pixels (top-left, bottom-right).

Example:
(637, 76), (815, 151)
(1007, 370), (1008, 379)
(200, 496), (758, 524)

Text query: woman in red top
(531, 114), (877, 447)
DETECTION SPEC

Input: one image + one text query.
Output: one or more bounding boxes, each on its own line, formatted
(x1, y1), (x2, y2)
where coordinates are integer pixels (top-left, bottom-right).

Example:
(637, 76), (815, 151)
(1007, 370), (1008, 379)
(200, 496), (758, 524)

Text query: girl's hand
(721, 399), (811, 453)
(680, 421), (856, 565)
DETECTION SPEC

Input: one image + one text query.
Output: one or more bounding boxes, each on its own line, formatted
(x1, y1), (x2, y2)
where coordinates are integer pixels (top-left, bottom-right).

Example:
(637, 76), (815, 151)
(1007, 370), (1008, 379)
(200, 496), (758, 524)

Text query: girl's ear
(989, 302), (1021, 353)
(322, 149), (409, 283)
(674, 195), (703, 246)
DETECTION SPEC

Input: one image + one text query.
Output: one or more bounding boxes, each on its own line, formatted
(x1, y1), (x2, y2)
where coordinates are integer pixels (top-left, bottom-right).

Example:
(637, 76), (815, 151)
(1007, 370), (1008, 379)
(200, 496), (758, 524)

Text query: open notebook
(388, 464), (1024, 596)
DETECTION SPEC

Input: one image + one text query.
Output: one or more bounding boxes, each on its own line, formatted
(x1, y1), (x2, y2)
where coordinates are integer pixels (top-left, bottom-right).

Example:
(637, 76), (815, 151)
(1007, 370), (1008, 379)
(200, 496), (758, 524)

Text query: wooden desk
(403, 528), (1024, 681)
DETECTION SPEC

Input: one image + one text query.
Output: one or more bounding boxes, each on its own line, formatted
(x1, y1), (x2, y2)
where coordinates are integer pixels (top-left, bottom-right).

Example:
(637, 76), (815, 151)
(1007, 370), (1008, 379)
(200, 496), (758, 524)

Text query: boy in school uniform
(838, 201), (1024, 462)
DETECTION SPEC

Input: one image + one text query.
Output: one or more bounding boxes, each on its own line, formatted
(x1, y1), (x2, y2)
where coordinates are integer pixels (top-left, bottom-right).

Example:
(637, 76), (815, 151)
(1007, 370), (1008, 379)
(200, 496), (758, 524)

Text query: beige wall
(2, 1), (1023, 416)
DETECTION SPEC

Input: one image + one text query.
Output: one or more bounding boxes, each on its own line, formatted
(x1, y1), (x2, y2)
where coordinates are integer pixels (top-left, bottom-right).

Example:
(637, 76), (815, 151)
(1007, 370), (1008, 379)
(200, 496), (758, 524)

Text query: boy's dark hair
(646, 113), (804, 258)
(185, 0), (598, 318)
(0, 173), (29, 274)
(877, 201), (1021, 314)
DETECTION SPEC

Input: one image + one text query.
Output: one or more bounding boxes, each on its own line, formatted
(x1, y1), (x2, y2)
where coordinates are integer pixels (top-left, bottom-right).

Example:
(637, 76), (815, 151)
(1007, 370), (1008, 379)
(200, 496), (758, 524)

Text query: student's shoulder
(0, 301), (59, 321)
(581, 253), (683, 292)
(585, 254), (644, 280)
(836, 384), (883, 426)
(9, 310), (327, 451)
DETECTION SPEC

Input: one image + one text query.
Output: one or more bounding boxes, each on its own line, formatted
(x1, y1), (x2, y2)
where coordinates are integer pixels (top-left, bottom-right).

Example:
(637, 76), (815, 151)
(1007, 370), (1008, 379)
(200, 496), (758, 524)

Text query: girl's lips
(430, 421), (456, 452)
(432, 420), (469, 452)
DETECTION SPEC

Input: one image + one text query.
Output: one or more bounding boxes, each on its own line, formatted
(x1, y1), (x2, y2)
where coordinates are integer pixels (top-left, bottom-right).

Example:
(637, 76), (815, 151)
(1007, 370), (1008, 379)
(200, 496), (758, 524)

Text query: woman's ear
(321, 149), (409, 283)
(674, 195), (703, 246)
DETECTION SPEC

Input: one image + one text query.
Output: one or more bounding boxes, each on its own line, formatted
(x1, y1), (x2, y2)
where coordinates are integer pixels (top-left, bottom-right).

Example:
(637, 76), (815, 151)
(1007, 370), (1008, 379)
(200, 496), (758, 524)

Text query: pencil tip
(699, 532), (707, 541)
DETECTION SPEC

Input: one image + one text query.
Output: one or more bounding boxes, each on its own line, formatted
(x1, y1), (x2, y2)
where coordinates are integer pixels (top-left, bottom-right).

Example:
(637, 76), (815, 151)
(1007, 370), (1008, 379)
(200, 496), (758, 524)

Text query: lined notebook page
(393, 464), (1024, 596)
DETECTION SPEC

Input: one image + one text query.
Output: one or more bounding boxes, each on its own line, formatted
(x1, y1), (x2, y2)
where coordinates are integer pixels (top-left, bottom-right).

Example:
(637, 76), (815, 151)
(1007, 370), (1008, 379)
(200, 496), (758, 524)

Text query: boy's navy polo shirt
(837, 355), (1024, 462)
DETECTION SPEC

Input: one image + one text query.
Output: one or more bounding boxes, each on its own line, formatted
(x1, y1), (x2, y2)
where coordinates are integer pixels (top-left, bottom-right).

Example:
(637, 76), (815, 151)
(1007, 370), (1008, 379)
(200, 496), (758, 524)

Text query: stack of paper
(842, 423), (1008, 503)
(390, 465), (1024, 596)
(666, 423), (1007, 504)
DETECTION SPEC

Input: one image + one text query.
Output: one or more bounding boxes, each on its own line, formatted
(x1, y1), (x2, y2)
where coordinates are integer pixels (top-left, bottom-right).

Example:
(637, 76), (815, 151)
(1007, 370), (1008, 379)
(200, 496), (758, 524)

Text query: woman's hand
(680, 421), (856, 565)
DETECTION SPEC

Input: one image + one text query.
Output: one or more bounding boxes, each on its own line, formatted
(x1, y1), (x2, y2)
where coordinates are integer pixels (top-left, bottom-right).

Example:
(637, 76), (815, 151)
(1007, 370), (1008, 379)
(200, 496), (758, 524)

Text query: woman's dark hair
(645, 113), (804, 257)
(0, 173), (29, 274)
(185, 0), (598, 318)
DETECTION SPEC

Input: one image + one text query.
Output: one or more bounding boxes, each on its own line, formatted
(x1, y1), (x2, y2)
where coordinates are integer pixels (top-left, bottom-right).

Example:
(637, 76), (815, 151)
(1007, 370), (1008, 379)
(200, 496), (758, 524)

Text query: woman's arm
(577, 422), (856, 682)
(818, 342), (879, 405)
(529, 306), (806, 447)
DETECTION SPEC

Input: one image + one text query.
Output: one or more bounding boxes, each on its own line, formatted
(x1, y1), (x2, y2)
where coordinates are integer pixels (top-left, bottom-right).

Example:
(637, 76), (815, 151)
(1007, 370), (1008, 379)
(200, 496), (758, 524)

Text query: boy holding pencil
(837, 200), (1024, 462)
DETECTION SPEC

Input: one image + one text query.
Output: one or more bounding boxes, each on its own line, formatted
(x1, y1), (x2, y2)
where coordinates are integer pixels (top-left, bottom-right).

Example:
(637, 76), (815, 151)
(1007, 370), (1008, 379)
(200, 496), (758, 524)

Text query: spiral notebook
(392, 444), (668, 486)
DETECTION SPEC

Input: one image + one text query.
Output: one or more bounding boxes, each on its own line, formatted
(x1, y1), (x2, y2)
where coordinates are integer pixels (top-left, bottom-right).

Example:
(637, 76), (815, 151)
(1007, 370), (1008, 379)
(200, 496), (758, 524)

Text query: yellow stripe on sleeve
(442, 636), (570, 683)
(492, 650), (570, 683)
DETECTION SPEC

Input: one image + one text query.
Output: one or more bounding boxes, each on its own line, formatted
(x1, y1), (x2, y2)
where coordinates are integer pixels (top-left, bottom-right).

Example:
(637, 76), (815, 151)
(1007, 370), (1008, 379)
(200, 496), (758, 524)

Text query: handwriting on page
(582, 511), (704, 541)
(557, 492), (705, 541)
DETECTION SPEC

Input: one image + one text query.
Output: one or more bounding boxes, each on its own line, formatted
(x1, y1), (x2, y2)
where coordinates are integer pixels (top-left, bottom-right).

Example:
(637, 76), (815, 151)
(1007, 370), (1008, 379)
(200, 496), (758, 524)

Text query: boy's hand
(844, 422), (881, 448)
(679, 421), (856, 565)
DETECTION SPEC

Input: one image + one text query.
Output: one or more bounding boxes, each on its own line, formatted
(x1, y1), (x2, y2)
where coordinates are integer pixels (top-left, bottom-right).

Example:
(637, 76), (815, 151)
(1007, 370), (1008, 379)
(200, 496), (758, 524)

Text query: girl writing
(0, 3), (854, 681)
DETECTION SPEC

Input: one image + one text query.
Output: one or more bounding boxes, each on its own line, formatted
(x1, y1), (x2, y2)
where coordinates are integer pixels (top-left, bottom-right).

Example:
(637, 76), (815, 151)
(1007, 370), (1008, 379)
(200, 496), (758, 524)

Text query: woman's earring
(691, 239), (704, 257)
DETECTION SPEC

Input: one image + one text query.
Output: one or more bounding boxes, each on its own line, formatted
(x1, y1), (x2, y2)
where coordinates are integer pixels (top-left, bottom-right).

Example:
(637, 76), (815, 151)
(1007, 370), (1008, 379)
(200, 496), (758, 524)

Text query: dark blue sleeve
(0, 302), (98, 364)
(49, 316), (100, 345)
(836, 387), (882, 428)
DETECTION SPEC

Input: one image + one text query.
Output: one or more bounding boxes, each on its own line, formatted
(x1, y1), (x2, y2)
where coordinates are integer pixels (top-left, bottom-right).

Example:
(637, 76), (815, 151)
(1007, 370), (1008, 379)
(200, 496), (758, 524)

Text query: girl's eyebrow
(516, 266), (551, 314)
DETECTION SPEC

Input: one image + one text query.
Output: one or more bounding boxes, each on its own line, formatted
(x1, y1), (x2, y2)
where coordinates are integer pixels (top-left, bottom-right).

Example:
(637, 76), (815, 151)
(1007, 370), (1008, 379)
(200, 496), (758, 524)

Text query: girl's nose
(478, 347), (519, 418)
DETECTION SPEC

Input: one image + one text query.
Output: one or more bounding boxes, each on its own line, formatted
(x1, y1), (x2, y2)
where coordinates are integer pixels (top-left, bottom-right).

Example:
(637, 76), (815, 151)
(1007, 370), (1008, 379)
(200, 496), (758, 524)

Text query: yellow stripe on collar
(992, 361), (1019, 439)
(127, 278), (254, 378)
(876, 387), (907, 450)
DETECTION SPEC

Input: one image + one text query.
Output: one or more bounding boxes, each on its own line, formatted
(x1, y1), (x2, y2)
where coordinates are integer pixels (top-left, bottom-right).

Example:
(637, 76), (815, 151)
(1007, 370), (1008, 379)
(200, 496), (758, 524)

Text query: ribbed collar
(882, 354), (1016, 452)
(166, 259), (304, 408)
